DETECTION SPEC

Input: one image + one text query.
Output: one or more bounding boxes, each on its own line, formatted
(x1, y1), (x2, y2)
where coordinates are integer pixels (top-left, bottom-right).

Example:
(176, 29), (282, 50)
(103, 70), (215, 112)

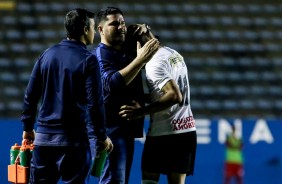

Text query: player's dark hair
(64, 8), (95, 40)
(123, 24), (140, 59)
(95, 7), (123, 24)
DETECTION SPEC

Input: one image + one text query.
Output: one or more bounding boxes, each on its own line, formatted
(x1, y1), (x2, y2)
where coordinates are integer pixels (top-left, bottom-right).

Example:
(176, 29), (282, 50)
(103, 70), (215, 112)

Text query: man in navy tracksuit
(21, 8), (113, 184)
(87, 7), (159, 184)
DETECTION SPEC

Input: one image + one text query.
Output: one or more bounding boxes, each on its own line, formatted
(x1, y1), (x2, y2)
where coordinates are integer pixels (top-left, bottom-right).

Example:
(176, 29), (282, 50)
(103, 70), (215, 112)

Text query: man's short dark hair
(95, 7), (123, 24)
(64, 8), (95, 40)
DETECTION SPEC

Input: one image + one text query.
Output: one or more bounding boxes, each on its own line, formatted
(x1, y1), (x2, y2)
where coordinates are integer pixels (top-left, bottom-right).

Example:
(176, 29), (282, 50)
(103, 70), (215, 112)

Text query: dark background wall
(1, 0), (282, 119)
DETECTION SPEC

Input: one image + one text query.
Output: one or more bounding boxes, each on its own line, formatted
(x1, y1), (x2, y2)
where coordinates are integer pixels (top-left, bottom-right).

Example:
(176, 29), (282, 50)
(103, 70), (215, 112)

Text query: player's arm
(119, 79), (182, 119)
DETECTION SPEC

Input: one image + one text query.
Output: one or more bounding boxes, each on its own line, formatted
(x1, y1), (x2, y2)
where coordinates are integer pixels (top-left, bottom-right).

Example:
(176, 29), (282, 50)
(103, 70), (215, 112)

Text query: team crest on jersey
(169, 54), (183, 66)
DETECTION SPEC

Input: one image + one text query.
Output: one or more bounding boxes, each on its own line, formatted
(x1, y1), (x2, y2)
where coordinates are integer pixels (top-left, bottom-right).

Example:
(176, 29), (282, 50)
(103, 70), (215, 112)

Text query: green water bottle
(19, 146), (30, 167)
(91, 149), (108, 177)
(10, 143), (21, 164)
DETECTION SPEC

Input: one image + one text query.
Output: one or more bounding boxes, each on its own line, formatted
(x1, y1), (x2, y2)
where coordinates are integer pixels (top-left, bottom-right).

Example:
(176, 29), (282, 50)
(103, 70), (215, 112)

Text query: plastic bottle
(10, 143), (21, 164)
(19, 146), (30, 167)
(91, 149), (108, 177)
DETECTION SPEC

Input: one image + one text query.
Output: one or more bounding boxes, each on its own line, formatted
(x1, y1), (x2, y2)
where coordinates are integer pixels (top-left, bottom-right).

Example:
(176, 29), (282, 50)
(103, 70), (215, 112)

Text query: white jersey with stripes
(145, 46), (196, 136)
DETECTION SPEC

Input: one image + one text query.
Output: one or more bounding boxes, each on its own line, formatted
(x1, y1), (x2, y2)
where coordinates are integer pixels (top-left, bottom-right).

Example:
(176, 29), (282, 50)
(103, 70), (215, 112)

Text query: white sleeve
(145, 57), (172, 90)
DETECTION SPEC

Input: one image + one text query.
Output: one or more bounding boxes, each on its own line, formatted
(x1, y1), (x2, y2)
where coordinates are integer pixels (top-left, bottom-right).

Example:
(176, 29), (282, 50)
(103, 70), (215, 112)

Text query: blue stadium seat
(242, 31), (258, 40)
(239, 99), (255, 110)
(250, 86), (267, 96)
(29, 43), (46, 53)
(18, 72), (31, 84)
(261, 72), (277, 82)
(19, 16), (36, 26)
(243, 72), (259, 81)
(264, 4), (278, 13)
(190, 100), (203, 110)
(182, 4), (196, 13)
(3, 16), (17, 25)
(274, 100), (282, 109)
(220, 16), (235, 26)
(199, 86), (217, 96)
(209, 30), (223, 40)
(221, 57), (236, 67)
(215, 43), (232, 52)
(276, 31), (282, 39)
(253, 17), (268, 26)
(0, 72), (16, 82)
(192, 72), (209, 82)
(246, 4), (261, 13)
(132, 3), (146, 12)
(206, 100), (221, 110)
(223, 100), (238, 110)
(197, 4), (212, 13)
(49, 2), (65, 13)
(164, 4), (179, 13)
(0, 43), (8, 54)
(14, 58), (30, 68)
(7, 101), (23, 111)
(41, 30), (57, 39)
(213, 4), (230, 13)
(38, 16), (53, 25)
(175, 30), (192, 40)
(5, 30), (22, 40)
(3, 86), (21, 97)
(203, 17), (218, 26)
(230, 4), (246, 13)
(217, 86), (232, 96)
(149, 3), (163, 13)
(237, 17), (252, 26)
(193, 30), (209, 40)
(256, 99), (273, 110)
(10, 44), (27, 53)
(16, 3), (32, 12)
(25, 30), (41, 40)
(227, 72), (242, 81)
(270, 17), (282, 27)
(0, 58), (11, 69)
(234, 86), (248, 96)
(34, 3), (49, 13)
(210, 71), (226, 81)
(265, 43), (281, 52)
(268, 86), (282, 96)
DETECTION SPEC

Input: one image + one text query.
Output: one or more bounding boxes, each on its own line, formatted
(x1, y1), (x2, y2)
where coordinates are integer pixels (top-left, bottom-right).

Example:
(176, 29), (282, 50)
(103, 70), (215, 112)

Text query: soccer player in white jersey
(119, 24), (197, 184)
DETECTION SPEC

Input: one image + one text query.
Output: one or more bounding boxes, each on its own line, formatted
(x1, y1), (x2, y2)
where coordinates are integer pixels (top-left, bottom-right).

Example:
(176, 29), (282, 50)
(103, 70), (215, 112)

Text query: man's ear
(97, 25), (103, 34)
(84, 26), (88, 35)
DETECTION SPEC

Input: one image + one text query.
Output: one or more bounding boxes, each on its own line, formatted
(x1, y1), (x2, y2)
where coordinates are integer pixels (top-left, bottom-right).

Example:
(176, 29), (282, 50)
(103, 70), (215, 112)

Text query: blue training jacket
(88, 43), (144, 139)
(21, 39), (107, 141)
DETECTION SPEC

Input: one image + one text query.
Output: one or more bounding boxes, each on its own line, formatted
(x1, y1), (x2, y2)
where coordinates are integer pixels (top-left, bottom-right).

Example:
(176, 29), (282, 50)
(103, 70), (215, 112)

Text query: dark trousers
(29, 145), (91, 184)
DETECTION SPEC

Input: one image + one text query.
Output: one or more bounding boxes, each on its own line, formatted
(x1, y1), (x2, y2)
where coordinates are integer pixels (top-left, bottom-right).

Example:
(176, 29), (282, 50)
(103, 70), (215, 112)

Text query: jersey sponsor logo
(172, 116), (195, 131)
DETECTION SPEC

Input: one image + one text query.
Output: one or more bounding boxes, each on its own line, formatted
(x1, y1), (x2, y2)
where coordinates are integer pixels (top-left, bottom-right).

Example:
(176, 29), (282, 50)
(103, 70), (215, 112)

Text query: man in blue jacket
(88, 7), (159, 184)
(21, 8), (113, 184)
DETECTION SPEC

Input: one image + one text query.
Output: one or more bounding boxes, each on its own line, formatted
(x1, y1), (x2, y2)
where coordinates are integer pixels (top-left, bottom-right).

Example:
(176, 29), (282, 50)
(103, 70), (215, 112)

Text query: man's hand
(99, 137), (113, 153)
(136, 38), (159, 64)
(22, 130), (35, 144)
(119, 100), (143, 120)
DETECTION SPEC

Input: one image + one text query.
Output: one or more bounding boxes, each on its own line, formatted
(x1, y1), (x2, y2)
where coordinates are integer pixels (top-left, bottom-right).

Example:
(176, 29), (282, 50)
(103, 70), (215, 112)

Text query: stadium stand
(0, 0), (281, 118)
